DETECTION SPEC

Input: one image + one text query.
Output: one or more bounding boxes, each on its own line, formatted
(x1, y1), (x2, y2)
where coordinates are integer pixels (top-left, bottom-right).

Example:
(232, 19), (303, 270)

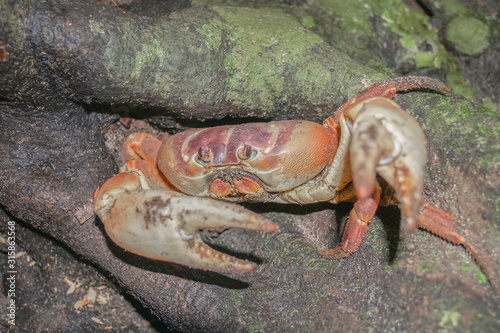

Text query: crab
(94, 76), (498, 292)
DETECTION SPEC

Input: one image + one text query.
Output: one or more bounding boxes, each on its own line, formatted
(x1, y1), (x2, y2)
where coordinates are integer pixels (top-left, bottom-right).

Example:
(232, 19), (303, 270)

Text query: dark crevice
(414, 0), (434, 17)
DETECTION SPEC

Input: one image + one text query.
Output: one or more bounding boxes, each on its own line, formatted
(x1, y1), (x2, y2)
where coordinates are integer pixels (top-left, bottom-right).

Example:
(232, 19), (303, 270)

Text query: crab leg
(333, 76), (449, 123)
(94, 170), (277, 274)
(317, 187), (381, 259)
(327, 96), (500, 293)
(418, 203), (500, 294)
(346, 97), (426, 232)
(121, 132), (175, 189)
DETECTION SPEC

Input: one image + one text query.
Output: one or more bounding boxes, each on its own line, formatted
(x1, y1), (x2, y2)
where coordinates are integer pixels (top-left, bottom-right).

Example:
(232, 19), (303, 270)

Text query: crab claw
(94, 170), (277, 274)
(346, 97), (426, 232)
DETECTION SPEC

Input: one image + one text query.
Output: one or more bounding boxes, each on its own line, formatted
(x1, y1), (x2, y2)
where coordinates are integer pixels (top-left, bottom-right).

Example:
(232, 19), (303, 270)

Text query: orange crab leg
(332, 76), (450, 123)
(121, 132), (176, 189)
(317, 187), (381, 259)
(122, 132), (163, 164)
(319, 196), (500, 293)
(418, 203), (500, 294)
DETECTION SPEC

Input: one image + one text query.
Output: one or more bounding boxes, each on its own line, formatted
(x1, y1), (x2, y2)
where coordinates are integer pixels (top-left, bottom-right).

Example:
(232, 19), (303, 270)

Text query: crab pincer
(94, 170), (277, 274)
(346, 97), (426, 232)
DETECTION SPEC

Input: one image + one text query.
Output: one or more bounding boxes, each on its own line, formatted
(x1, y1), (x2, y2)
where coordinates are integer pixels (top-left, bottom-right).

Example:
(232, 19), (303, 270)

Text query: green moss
(88, 19), (105, 34)
(439, 310), (460, 328)
(310, 0), (495, 108)
(415, 50), (439, 68)
(438, 0), (477, 18)
(213, 6), (335, 111)
(365, 223), (387, 255)
(446, 17), (489, 56)
(434, 0), (497, 109)
(312, 0), (374, 36)
(300, 15), (316, 30)
(494, 195), (500, 227)
(458, 258), (486, 284)
(417, 260), (434, 273)
(482, 97), (497, 113)
(311, 0), (447, 69)
(475, 270), (488, 285)
(428, 296), (494, 331)
(377, 1), (445, 68)
(384, 262), (399, 272)
(458, 260), (472, 272)
(409, 95), (500, 225)
(0, 0), (37, 80)
(445, 65), (475, 100)
(0, 2), (26, 48)
(98, 10), (235, 107)
(131, 39), (168, 80)
(197, 19), (225, 51)
(103, 19), (174, 95)
(421, 96), (500, 173)
(433, 283), (444, 293)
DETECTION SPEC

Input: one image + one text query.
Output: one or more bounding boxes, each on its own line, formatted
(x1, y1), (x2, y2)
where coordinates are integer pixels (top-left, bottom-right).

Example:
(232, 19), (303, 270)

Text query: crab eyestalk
(346, 97), (426, 232)
(94, 170), (277, 274)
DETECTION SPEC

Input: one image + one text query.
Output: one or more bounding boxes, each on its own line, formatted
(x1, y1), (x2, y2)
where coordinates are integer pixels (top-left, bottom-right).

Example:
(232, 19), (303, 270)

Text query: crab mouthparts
(209, 176), (262, 200)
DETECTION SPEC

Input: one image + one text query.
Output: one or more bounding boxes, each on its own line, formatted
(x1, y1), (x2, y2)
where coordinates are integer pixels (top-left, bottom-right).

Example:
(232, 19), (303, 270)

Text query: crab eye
(196, 147), (213, 164)
(237, 144), (256, 160)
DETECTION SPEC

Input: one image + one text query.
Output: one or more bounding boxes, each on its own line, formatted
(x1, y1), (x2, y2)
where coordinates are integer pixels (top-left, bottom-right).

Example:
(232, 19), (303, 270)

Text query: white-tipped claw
(94, 170), (277, 274)
(346, 97), (427, 232)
